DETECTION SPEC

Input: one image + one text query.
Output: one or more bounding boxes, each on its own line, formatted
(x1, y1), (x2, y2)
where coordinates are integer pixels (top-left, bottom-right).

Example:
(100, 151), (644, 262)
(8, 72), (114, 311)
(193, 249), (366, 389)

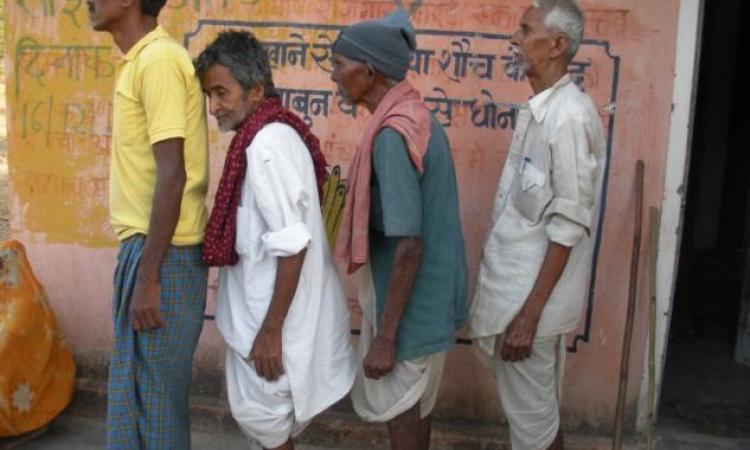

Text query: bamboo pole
(612, 160), (645, 450)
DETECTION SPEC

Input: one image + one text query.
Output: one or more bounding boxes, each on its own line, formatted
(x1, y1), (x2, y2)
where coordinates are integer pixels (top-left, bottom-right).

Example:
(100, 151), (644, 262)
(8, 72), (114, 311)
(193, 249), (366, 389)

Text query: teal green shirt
(369, 117), (468, 361)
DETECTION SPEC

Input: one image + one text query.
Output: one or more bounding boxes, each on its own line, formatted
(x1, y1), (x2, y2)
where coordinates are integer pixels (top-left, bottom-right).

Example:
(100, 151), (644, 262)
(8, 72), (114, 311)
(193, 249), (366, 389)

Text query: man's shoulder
(426, 115), (450, 149)
(548, 84), (600, 126)
(374, 127), (414, 158)
(248, 123), (305, 159)
(138, 36), (191, 67)
(256, 122), (302, 145)
(375, 126), (404, 142)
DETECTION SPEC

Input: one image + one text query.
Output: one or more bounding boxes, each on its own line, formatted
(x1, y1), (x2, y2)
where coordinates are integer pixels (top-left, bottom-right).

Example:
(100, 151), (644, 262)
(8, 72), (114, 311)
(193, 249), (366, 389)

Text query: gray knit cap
(332, 9), (416, 81)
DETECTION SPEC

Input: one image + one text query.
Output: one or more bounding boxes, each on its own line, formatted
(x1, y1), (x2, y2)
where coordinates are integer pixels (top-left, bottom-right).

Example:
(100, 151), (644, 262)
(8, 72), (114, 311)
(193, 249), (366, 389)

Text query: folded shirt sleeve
(544, 116), (599, 247)
(247, 142), (312, 257)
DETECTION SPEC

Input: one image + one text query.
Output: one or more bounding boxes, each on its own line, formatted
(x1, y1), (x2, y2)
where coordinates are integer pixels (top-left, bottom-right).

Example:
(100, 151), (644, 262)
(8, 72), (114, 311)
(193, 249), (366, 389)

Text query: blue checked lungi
(107, 235), (208, 450)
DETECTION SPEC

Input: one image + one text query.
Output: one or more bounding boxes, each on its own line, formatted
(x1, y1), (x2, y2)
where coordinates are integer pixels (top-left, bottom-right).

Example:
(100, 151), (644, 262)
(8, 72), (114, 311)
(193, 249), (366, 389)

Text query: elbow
(175, 172), (187, 192)
(163, 166), (187, 193)
(402, 236), (423, 261)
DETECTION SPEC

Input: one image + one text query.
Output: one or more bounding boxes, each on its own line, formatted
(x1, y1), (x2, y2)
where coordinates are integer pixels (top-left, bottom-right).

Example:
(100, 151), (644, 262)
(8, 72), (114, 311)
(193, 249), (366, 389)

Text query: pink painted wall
(4, 0), (681, 431)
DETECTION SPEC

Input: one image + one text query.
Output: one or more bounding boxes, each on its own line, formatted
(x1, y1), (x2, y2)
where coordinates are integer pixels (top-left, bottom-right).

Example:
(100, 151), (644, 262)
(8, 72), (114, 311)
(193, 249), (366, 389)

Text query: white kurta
(468, 75), (607, 353)
(215, 122), (356, 423)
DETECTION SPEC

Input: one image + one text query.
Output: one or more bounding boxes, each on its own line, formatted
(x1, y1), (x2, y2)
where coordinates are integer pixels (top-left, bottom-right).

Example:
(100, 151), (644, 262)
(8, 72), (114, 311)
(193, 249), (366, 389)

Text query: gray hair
(194, 30), (276, 97)
(532, 0), (584, 59)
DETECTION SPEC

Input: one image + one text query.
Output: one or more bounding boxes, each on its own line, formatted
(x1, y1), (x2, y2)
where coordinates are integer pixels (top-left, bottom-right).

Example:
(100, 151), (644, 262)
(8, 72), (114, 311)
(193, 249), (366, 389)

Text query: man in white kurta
(468, 2), (606, 449)
(196, 31), (356, 450)
(217, 122), (356, 447)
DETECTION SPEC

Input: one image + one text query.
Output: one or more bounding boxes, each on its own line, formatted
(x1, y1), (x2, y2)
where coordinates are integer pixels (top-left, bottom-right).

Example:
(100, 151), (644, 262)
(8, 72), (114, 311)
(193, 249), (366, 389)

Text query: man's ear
(364, 63), (377, 83)
(122, 0), (137, 9)
(249, 83), (265, 103)
(550, 34), (570, 60)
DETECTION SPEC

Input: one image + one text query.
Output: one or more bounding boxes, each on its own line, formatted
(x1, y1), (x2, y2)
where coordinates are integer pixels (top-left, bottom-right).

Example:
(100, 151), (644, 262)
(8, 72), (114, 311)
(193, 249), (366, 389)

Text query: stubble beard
(504, 50), (530, 78)
(217, 118), (236, 133)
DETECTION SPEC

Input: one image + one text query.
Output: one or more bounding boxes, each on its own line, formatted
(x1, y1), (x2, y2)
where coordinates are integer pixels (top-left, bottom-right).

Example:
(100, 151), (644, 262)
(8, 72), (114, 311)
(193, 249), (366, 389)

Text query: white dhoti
(478, 334), (566, 450)
(351, 267), (446, 422)
(225, 349), (310, 449)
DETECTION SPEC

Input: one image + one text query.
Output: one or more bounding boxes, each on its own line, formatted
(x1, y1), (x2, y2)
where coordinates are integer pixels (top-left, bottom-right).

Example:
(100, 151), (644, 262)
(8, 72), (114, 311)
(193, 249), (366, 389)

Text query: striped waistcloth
(106, 235), (208, 450)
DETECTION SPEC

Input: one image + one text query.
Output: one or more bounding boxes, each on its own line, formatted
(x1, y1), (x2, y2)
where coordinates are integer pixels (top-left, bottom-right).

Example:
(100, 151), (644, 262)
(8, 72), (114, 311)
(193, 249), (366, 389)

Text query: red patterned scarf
(202, 96), (328, 267)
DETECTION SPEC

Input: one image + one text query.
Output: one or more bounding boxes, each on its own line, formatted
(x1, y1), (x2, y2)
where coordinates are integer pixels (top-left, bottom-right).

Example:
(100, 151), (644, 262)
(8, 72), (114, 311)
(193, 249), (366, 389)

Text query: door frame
(635, 0), (705, 430)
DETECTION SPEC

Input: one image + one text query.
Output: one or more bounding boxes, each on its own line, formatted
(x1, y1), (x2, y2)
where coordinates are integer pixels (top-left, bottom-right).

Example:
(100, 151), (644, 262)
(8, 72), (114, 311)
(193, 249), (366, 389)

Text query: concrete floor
(10, 415), (347, 450)
(655, 423), (750, 450)
(3, 413), (749, 450)
(653, 250), (750, 450)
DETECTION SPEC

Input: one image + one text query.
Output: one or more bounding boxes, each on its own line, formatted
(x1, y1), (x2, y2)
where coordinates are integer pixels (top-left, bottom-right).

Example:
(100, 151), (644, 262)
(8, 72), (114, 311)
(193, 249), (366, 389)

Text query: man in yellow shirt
(88, 0), (209, 446)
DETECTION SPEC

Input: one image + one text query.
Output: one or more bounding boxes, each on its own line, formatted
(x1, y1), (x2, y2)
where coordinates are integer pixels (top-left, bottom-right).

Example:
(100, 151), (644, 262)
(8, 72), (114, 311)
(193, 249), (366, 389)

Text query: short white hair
(532, 0), (584, 59)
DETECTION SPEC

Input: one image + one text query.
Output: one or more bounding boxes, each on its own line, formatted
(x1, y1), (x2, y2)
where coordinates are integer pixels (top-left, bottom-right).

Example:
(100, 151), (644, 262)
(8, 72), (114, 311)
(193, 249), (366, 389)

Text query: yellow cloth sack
(0, 240), (75, 437)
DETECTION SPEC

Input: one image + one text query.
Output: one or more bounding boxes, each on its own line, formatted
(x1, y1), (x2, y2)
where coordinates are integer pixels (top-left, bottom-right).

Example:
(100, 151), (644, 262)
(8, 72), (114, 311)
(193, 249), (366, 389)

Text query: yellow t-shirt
(109, 26), (208, 245)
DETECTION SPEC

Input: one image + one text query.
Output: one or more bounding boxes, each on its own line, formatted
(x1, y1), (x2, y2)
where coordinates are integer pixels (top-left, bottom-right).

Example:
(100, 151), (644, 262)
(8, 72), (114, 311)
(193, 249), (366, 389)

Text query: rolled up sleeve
(544, 116), (598, 247)
(249, 145), (312, 257)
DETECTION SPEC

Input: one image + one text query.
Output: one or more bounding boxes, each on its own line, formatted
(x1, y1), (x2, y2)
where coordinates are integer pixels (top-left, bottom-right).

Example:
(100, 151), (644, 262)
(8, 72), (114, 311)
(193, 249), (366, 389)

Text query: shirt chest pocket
(513, 160), (553, 224)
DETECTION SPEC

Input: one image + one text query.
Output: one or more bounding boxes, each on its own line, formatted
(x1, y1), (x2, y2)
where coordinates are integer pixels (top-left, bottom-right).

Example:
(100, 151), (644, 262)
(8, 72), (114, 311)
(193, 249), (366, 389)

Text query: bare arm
(364, 236), (422, 379)
(249, 248), (307, 381)
(500, 241), (572, 361)
(130, 138), (186, 331)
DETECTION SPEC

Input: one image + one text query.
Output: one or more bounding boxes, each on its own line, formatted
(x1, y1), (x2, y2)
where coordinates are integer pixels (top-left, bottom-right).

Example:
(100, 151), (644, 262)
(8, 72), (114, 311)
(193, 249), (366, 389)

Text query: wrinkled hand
(249, 327), (284, 382)
(500, 308), (540, 362)
(130, 276), (163, 331)
(363, 334), (396, 379)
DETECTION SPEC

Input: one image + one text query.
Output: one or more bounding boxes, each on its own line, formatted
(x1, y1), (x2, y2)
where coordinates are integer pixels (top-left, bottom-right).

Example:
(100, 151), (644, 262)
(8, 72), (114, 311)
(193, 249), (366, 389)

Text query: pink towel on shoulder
(335, 80), (432, 274)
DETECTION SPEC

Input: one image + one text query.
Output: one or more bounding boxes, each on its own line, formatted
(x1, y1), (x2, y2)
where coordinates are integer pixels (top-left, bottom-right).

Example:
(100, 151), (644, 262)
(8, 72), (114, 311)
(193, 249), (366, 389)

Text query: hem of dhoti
(236, 418), (311, 450)
(293, 368), (356, 423)
(351, 352), (445, 423)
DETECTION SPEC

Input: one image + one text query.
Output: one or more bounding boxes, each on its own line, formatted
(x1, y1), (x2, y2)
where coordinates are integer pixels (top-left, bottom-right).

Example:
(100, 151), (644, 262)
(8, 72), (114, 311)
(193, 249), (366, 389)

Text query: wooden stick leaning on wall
(646, 207), (661, 450)
(612, 160), (645, 450)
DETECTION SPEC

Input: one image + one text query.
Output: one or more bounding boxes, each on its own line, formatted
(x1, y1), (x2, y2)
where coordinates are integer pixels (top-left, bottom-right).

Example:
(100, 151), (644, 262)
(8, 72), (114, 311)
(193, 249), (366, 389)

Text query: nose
(207, 95), (220, 117)
(510, 29), (521, 47)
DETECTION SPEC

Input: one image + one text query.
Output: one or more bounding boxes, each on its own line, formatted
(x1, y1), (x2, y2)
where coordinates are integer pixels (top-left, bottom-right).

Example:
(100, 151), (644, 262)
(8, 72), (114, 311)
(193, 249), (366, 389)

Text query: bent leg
(492, 335), (564, 450)
(266, 439), (294, 450)
(226, 350), (307, 450)
(546, 426), (563, 450)
(418, 413), (432, 449)
(386, 401), (421, 450)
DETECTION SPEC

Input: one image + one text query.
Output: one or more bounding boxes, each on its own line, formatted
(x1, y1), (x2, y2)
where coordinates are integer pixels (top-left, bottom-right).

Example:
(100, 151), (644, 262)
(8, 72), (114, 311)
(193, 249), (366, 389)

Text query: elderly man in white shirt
(468, 1), (606, 449)
(196, 31), (355, 450)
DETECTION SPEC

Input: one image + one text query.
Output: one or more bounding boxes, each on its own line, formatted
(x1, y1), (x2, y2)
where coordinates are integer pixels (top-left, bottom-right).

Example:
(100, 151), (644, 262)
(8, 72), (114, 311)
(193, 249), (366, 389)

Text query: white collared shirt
(468, 75), (606, 353)
(215, 123), (356, 421)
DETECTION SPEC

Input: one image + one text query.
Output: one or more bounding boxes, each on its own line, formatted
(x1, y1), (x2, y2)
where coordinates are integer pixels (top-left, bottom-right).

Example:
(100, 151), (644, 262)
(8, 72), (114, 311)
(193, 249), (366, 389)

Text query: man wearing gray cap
(332, 9), (467, 450)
